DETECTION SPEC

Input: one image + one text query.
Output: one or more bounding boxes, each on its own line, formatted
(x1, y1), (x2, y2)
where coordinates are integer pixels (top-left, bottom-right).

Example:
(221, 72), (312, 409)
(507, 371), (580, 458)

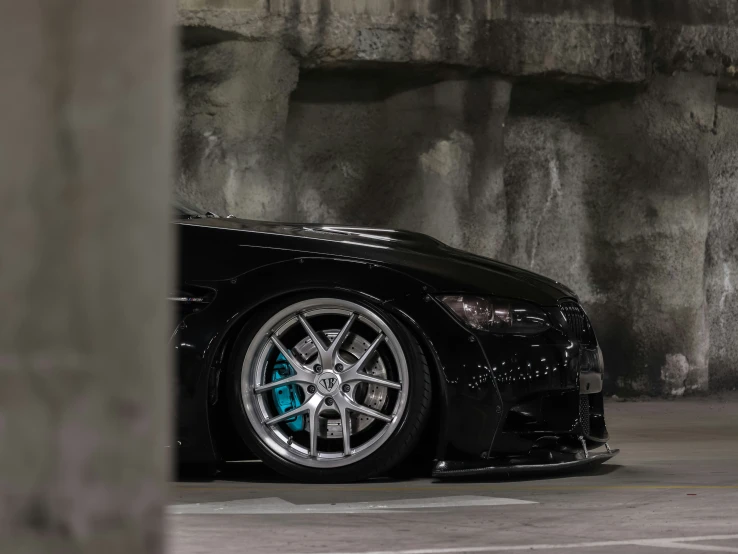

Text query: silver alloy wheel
(241, 298), (409, 469)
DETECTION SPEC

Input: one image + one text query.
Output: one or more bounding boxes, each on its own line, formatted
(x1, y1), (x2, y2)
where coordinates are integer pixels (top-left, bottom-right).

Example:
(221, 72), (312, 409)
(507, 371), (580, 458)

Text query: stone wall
(176, 0), (738, 394)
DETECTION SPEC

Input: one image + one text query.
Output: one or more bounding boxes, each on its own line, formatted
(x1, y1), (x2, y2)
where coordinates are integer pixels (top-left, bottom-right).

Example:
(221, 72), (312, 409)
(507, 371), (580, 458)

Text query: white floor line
(294, 534), (738, 554)
(637, 541), (738, 552)
(168, 495), (535, 515)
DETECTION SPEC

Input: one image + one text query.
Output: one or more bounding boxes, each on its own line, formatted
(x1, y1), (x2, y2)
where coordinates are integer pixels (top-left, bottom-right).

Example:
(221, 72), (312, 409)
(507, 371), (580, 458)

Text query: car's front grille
(579, 394), (591, 437)
(560, 301), (596, 345)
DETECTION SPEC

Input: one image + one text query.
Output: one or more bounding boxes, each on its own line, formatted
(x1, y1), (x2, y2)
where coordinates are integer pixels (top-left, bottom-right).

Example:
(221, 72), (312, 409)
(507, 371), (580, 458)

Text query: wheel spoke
(269, 335), (310, 376)
(264, 404), (309, 426)
(347, 373), (402, 390)
(345, 397), (392, 423)
(298, 314), (330, 368)
(298, 313), (326, 350)
(254, 375), (309, 394)
(328, 312), (357, 360)
(346, 333), (385, 375)
(304, 395), (325, 458)
(338, 405), (352, 456)
(308, 406), (319, 457)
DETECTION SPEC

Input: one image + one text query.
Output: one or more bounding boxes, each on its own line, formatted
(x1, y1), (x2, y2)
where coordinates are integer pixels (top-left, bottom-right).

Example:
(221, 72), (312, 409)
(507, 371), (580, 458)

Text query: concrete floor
(168, 396), (738, 554)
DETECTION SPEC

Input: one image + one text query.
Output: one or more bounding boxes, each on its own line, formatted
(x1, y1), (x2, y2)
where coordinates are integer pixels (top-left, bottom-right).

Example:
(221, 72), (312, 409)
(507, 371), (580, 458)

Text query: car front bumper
(432, 446), (619, 479)
(390, 294), (615, 476)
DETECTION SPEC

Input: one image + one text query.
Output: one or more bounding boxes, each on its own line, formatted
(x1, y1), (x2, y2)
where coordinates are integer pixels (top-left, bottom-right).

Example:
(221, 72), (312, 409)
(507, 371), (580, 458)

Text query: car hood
(179, 217), (577, 305)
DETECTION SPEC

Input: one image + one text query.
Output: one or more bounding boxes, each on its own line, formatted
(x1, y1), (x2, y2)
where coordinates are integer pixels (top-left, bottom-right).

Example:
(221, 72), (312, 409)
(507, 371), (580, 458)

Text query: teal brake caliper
(270, 353), (305, 432)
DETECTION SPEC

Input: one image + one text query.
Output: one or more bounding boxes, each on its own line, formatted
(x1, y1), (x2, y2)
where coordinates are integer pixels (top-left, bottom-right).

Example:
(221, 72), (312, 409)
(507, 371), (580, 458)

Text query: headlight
(438, 295), (551, 334)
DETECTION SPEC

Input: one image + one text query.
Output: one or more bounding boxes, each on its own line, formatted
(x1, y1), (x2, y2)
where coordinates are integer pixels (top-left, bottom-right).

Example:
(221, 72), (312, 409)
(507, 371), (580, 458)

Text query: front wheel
(227, 295), (431, 482)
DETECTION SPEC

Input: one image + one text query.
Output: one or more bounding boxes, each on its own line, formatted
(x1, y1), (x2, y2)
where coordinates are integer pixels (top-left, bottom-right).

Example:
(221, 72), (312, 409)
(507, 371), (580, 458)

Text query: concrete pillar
(585, 73), (716, 395)
(461, 78), (512, 258)
(0, 2), (174, 552)
(178, 40), (299, 220)
(286, 73), (386, 224)
(391, 80), (476, 249)
(706, 91), (738, 391)
(502, 94), (600, 305)
(385, 77), (511, 253)
(285, 74), (511, 253)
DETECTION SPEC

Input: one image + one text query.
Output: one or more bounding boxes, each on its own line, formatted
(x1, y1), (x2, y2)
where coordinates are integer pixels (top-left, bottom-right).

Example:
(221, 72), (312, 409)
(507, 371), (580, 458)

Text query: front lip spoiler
(432, 449), (619, 479)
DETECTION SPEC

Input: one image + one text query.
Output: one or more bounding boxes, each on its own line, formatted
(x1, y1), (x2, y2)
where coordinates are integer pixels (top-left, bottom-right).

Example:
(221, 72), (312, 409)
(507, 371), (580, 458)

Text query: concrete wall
(286, 73), (511, 255)
(707, 92), (738, 392)
(175, 0), (738, 394)
(503, 75), (715, 395)
(177, 0), (738, 80)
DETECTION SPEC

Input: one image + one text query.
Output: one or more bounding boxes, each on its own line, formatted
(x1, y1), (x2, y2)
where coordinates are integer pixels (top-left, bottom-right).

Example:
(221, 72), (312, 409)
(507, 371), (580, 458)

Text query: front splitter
(433, 449), (619, 479)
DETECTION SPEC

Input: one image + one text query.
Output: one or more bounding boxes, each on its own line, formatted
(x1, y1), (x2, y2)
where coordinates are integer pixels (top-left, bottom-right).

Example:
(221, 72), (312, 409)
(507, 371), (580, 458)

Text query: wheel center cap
(316, 370), (340, 395)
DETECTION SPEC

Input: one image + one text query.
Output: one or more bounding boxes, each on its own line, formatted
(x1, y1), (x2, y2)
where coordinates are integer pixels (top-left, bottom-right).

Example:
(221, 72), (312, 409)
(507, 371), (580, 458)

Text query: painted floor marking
(293, 534), (738, 554)
(642, 543), (738, 552)
(294, 535), (738, 554)
(168, 495), (535, 515)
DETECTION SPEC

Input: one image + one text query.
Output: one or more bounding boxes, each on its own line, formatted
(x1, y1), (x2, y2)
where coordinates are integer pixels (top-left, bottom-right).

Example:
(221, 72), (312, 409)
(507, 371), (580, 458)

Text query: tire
(226, 293), (431, 483)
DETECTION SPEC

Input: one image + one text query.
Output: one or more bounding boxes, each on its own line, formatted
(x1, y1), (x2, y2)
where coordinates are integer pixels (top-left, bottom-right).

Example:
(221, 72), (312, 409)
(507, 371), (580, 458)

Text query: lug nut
(314, 364), (322, 373)
(342, 384), (351, 393)
(335, 363), (344, 371)
(307, 385), (316, 394)
(325, 398), (334, 406)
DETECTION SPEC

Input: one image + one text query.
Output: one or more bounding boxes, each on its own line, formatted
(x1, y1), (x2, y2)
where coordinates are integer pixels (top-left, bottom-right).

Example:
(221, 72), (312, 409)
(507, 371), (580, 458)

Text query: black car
(172, 202), (617, 482)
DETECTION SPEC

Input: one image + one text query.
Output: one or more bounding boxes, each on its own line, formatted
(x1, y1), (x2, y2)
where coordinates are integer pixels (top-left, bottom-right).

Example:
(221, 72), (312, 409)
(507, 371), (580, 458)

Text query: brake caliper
(270, 353), (305, 432)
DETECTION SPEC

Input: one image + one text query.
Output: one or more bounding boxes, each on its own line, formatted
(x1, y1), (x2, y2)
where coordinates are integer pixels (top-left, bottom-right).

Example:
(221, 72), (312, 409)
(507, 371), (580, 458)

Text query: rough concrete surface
(168, 397), (738, 554)
(579, 73), (714, 395)
(0, 2), (174, 553)
(285, 74), (511, 255)
(501, 73), (718, 395)
(177, 0), (738, 79)
(175, 1), (738, 395)
(707, 93), (738, 391)
(179, 41), (299, 219)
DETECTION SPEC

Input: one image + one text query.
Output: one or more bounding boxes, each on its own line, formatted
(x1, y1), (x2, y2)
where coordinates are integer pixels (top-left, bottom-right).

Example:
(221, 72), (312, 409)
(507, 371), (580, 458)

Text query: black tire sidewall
(226, 292), (431, 483)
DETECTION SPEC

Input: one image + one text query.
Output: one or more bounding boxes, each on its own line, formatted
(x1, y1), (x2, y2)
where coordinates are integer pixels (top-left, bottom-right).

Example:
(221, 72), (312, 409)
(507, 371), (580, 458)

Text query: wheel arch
(381, 304), (449, 465)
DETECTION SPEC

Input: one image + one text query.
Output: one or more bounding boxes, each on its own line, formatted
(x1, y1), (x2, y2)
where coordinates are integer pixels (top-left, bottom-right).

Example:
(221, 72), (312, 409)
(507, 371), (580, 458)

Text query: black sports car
(172, 202), (618, 482)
